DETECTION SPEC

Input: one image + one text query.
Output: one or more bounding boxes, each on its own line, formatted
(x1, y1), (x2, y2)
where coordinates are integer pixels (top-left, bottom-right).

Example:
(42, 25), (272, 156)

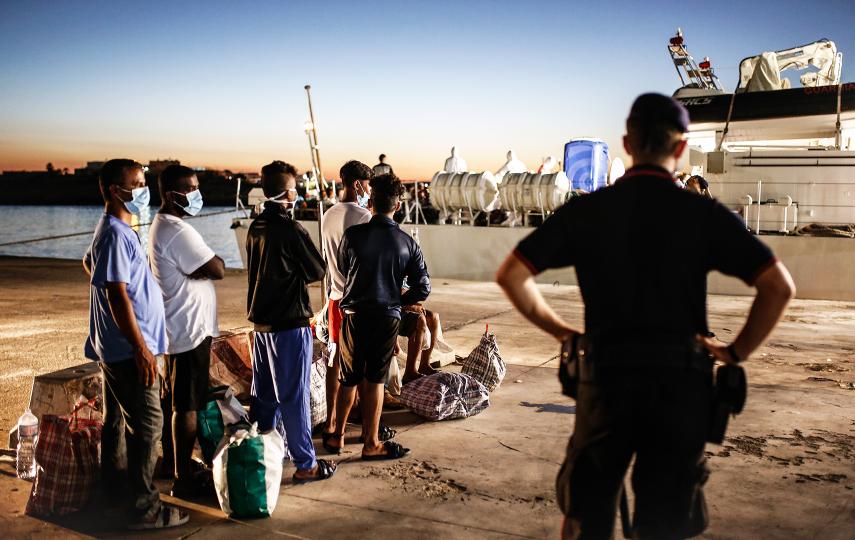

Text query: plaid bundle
(461, 331), (506, 391)
(26, 414), (102, 517)
(399, 372), (490, 421)
(309, 352), (327, 429)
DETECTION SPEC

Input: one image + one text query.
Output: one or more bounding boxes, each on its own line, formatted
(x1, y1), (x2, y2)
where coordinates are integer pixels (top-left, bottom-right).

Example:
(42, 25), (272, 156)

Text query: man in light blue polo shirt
(83, 158), (188, 530)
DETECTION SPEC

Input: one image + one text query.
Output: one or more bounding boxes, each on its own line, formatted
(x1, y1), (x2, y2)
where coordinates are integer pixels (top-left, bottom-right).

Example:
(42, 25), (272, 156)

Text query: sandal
(362, 440), (410, 461)
(292, 459), (337, 485)
(128, 504), (189, 530)
(322, 432), (343, 455)
(358, 424), (397, 444)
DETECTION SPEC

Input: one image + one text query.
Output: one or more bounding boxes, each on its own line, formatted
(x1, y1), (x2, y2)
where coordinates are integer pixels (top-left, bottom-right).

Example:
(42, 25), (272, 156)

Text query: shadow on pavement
(518, 401), (576, 414)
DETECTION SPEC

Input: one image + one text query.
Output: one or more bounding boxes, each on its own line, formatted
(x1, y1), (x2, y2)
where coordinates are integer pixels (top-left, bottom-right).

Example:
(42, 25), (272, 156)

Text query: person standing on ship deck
(496, 93), (796, 539)
(372, 153), (394, 177)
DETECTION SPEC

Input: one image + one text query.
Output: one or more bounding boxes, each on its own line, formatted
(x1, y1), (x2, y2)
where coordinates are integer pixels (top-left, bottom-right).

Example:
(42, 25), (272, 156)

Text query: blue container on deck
(563, 139), (609, 192)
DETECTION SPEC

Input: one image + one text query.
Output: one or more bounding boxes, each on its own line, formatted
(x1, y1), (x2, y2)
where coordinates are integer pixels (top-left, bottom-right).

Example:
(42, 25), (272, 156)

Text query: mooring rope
(0, 208), (243, 248)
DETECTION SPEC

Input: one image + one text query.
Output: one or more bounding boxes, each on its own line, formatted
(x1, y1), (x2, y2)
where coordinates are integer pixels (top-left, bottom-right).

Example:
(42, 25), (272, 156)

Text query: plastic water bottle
(410, 227), (420, 245)
(16, 409), (39, 480)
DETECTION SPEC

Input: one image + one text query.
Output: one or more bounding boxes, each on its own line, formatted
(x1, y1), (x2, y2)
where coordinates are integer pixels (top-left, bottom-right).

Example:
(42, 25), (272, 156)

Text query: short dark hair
(370, 173), (404, 214)
(158, 164), (196, 199)
(688, 175), (709, 190)
(626, 118), (684, 163)
(261, 160), (298, 198)
(378, 154), (386, 162)
(99, 159), (143, 200)
(339, 160), (373, 186)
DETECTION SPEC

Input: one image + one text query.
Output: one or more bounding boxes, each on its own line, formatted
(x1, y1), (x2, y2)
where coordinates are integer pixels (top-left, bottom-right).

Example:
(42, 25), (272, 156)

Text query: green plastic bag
(213, 423), (285, 518)
(197, 386), (247, 464)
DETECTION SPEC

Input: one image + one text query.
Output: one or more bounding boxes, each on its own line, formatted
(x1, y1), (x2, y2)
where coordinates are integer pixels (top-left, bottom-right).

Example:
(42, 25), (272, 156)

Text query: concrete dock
(0, 256), (853, 538)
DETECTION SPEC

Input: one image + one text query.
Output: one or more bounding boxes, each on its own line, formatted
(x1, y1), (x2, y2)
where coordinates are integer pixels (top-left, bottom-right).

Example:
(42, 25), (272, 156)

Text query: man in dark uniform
(496, 93), (795, 539)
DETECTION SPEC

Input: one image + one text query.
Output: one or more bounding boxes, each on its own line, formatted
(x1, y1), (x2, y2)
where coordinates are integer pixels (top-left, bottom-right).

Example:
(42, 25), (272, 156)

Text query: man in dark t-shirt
(497, 94), (796, 539)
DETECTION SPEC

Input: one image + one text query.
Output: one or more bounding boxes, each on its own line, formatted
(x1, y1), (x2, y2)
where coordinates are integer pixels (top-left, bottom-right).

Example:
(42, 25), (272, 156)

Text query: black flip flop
(321, 432), (343, 455)
(362, 440), (410, 461)
(358, 424), (397, 444)
(292, 459), (337, 485)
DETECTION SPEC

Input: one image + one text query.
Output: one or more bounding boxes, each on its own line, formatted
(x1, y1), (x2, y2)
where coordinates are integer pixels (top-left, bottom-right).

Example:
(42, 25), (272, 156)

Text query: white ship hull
(233, 219), (855, 301)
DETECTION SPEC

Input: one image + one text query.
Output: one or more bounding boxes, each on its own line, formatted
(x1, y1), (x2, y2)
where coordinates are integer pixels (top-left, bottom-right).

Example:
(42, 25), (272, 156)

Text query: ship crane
(737, 39), (842, 92)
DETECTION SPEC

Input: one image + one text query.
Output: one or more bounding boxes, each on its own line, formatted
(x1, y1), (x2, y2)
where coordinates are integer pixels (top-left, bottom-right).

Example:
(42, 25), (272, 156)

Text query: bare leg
(173, 411), (197, 484)
(359, 381), (386, 456)
(328, 383), (358, 451)
(418, 311), (440, 375)
(403, 315), (427, 381)
(324, 348), (340, 434)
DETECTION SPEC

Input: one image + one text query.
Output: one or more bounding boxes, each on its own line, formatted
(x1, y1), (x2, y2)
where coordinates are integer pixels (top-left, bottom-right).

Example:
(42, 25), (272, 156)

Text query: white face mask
(267, 188), (297, 206)
(355, 183), (370, 208)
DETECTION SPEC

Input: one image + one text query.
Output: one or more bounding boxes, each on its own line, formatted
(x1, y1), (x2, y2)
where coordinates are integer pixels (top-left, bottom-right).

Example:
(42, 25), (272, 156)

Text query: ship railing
(718, 179), (855, 233)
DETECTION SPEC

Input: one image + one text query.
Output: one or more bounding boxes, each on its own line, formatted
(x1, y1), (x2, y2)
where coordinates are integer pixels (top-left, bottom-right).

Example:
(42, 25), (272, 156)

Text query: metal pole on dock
(305, 84), (329, 306)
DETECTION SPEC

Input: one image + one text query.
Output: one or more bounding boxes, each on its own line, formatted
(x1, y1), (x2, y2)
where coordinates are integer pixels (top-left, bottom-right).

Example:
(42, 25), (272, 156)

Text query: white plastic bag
(212, 422), (285, 518)
(386, 357), (403, 396)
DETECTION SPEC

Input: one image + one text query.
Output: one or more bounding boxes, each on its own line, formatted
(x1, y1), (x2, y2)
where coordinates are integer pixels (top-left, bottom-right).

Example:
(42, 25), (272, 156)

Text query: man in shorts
(149, 164), (224, 498)
(320, 160), (372, 450)
(326, 173), (430, 459)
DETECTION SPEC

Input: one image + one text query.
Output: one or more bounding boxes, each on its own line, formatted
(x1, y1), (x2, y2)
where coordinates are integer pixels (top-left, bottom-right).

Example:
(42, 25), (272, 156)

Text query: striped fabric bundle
(26, 414), (101, 517)
(399, 372), (490, 421)
(461, 331), (506, 391)
(309, 353), (327, 429)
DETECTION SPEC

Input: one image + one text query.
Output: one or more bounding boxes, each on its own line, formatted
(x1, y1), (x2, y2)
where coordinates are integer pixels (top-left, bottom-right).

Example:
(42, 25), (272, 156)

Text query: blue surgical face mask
(173, 189), (203, 216)
(119, 186), (150, 215)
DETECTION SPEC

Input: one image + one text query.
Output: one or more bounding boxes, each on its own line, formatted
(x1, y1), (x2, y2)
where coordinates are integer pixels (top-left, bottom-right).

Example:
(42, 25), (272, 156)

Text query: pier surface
(0, 256), (852, 538)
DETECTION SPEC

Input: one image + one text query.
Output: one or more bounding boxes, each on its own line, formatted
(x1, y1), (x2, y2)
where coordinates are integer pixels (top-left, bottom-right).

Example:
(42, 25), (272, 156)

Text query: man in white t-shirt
(148, 165), (224, 499)
(320, 160), (373, 452)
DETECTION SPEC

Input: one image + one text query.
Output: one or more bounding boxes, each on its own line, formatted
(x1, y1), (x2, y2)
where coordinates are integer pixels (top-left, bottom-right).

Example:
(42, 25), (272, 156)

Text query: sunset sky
(2, 0), (853, 179)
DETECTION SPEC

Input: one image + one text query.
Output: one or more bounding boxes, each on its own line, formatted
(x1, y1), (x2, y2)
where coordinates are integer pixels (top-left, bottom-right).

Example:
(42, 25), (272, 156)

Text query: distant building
(147, 159), (180, 176)
(74, 161), (105, 176)
(232, 172), (261, 185)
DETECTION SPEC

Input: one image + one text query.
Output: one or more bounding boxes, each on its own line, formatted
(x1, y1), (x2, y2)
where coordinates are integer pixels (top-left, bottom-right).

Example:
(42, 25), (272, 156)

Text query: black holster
(707, 363), (747, 444)
(558, 334), (585, 398)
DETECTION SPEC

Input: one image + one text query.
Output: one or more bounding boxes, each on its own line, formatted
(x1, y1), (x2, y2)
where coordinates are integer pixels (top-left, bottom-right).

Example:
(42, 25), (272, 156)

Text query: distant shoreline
(0, 171), (251, 206)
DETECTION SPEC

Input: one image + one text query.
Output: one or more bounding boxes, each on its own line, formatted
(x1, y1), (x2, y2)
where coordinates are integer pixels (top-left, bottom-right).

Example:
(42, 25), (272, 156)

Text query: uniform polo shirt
(514, 165), (776, 341)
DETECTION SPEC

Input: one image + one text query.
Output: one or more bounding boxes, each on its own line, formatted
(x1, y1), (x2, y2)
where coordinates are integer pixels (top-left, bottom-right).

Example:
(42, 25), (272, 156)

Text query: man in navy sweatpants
(245, 160), (336, 484)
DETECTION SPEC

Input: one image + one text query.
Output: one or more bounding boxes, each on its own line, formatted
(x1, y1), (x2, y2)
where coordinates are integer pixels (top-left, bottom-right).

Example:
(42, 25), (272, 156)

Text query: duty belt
(583, 337), (714, 372)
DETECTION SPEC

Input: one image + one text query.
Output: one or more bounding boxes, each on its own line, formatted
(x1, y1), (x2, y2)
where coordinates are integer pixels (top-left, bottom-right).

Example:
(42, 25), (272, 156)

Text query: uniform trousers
(557, 364), (712, 540)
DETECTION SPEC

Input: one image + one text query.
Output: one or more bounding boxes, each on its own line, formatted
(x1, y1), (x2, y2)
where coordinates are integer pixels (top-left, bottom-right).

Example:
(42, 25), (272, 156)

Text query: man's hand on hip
(696, 334), (738, 364)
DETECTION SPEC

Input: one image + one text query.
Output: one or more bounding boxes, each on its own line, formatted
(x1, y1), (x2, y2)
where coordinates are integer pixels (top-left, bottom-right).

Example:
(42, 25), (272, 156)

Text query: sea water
(0, 205), (245, 268)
